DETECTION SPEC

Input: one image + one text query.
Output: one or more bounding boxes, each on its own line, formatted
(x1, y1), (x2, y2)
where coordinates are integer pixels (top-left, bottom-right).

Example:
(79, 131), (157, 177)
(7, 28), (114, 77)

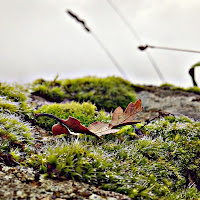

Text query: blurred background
(0, 0), (200, 87)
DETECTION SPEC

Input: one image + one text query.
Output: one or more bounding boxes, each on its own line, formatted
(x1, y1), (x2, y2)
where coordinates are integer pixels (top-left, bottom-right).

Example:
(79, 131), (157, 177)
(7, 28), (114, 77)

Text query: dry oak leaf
(60, 117), (119, 138)
(88, 121), (119, 137)
(35, 99), (142, 138)
(109, 99), (143, 128)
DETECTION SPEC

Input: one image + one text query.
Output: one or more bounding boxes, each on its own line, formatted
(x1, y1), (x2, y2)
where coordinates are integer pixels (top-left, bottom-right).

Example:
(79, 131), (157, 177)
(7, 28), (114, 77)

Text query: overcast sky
(0, 0), (200, 87)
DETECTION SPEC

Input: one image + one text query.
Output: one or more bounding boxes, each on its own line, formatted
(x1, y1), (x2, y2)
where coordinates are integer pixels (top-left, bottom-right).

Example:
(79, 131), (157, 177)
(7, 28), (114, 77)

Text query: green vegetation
(0, 114), (35, 158)
(160, 83), (200, 95)
(0, 82), (33, 119)
(1, 78), (200, 199)
(0, 82), (28, 102)
(31, 77), (65, 102)
(26, 116), (200, 199)
(32, 85), (66, 102)
(32, 76), (137, 111)
(144, 116), (200, 190)
(0, 82), (36, 159)
(63, 76), (137, 111)
(35, 101), (110, 131)
(187, 86), (200, 94)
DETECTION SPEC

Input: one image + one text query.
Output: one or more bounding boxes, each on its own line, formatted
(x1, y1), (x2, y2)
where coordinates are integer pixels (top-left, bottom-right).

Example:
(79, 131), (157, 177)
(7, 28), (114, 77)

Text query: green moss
(31, 77), (66, 102)
(0, 82), (34, 119)
(187, 86), (200, 94)
(169, 84), (200, 95)
(32, 77), (62, 87)
(160, 83), (175, 88)
(63, 76), (137, 111)
(0, 98), (18, 114)
(26, 115), (200, 199)
(27, 141), (112, 183)
(0, 82), (28, 102)
(32, 76), (137, 111)
(144, 116), (200, 190)
(1, 80), (200, 199)
(32, 85), (66, 102)
(35, 101), (111, 131)
(0, 114), (35, 156)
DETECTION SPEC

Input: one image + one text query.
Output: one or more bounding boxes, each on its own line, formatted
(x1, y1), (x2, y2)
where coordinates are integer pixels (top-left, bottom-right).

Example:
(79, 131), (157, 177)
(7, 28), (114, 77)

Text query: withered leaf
(88, 121), (119, 137)
(60, 117), (119, 138)
(52, 123), (70, 135)
(62, 117), (91, 134)
(109, 99), (143, 128)
(36, 99), (142, 138)
(56, 117), (102, 138)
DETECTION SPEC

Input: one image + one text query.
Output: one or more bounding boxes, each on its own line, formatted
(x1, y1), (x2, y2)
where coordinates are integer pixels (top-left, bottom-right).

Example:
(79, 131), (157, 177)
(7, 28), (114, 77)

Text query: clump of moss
(0, 98), (19, 114)
(63, 76), (137, 111)
(32, 76), (137, 111)
(160, 82), (200, 95)
(144, 116), (200, 190)
(0, 82), (34, 119)
(160, 83), (175, 88)
(32, 85), (66, 102)
(35, 101), (110, 131)
(31, 78), (66, 102)
(0, 82), (28, 102)
(187, 86), (200, 95)
(0, 114), (36, 159)
(26, 115), (200, 199)
(0, 82), (37, 163)
(27, 141), (112, 184)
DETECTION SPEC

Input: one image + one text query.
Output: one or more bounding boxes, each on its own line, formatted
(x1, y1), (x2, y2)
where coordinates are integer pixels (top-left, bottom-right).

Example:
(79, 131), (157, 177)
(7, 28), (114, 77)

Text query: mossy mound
(0, 82), (34, 119)
(32, 76), (137, 111)
(1, 79), (200, 199)
(0, 114), (34, 155)
(0, 82), (36, 162)
(26, 116), (200, 199)
(0, 82), (28, 102)
(161, 83), (200, 95)
(63, 76), (137, 111)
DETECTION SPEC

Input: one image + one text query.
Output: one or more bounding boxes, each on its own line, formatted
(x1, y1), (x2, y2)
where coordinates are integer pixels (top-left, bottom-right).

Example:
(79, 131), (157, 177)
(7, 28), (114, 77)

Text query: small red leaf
(52, 124), (70, 135)
(63, 117), (91, 134)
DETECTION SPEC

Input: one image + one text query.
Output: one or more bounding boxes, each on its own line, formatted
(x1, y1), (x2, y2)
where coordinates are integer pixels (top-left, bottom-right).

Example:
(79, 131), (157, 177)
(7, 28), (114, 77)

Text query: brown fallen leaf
(60, 117), (119, 138)
(88, 121), (119, 137)
(35, 99), (142, 138)
(52, 123), (70, 135)
(35, 114), (102, 138)
(109, 99), (143, 128)
(63, 116), (92, 134)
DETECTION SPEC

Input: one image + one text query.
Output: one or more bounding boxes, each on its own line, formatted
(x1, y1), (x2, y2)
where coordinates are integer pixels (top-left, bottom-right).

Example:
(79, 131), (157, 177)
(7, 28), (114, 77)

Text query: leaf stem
(35, 113), (71, 133)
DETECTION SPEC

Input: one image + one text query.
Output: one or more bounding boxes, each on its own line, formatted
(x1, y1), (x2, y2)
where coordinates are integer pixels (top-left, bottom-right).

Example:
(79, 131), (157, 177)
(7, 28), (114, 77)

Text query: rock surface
(0, 165), (130, 200)
(135, 85), (200, 121)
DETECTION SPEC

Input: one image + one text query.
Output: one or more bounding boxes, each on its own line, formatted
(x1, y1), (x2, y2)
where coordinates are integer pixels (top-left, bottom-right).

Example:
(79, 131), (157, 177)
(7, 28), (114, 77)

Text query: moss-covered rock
(1, 79), (200, 199)
(32, 76), (137, 111)
(26, 115), (200, 199)
(0, 113), (36, 163)
(63, 76), (137, 111)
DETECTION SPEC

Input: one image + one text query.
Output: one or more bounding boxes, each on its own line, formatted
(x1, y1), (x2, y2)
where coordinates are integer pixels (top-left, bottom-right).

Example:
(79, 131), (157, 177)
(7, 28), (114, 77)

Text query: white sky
(0, 0), (200, 87)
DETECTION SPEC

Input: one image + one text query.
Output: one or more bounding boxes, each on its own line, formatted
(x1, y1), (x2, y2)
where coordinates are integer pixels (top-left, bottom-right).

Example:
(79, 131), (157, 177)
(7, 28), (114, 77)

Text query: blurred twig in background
(107, 0), (166, 83)
(67, 9), (129, 80)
